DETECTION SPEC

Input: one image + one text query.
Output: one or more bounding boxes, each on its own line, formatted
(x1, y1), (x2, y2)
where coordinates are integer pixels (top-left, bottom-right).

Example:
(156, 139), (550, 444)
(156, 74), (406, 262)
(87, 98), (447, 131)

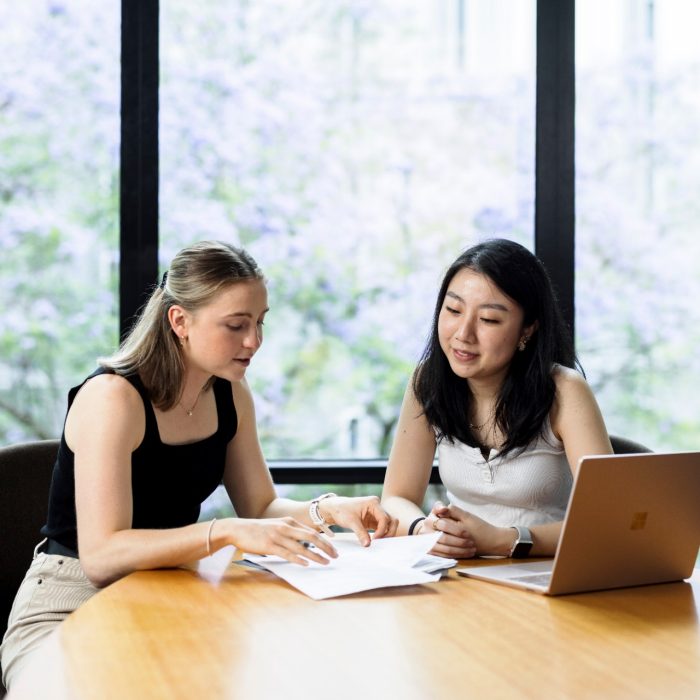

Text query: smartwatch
(509, 526), (533, 558)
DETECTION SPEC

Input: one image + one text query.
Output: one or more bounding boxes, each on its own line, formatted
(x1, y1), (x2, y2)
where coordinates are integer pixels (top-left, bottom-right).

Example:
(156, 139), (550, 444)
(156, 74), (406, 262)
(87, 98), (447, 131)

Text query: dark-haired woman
(381, 238), (611, 559)
(1, 240), (397, 690)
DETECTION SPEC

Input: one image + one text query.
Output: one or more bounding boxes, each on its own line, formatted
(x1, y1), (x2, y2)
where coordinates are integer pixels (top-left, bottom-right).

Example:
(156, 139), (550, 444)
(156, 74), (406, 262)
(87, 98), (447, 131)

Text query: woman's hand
(320, 495), (399, 547)
(230, 517), (338, 566)
(419, 502), (514, 558)
(415, 501), (477, 559)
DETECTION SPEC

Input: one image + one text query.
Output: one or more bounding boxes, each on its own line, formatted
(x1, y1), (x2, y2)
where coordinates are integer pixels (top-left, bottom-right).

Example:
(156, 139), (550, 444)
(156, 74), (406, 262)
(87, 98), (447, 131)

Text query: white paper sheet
(413, 553), (459, 574)
(242, 533), (450, 600)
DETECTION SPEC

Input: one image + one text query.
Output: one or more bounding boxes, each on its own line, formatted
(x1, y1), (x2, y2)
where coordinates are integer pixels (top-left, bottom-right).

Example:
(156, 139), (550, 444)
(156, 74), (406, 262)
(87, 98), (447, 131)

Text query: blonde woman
(1, 240), (396, 690)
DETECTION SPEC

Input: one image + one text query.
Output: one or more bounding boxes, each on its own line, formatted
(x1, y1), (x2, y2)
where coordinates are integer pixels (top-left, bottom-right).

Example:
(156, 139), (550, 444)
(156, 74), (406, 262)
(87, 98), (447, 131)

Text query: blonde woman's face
(180, 279), (268, 383)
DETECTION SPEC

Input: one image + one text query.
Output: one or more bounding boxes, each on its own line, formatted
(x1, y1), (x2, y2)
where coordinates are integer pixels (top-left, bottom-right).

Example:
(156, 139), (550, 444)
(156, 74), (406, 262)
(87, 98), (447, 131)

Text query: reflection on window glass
(161, 0), (535, 458)
(576, 0), (700, 450)
(0, 2), (120, 443)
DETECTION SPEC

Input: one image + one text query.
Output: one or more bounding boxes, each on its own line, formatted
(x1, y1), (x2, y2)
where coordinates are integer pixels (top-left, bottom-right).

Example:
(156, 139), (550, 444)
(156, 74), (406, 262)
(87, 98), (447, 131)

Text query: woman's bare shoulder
(66, 373), (145, 450)
(551, 364), (588, 391)
(550, 365), (599, 422)
(229, 377), (256, 422)
(72, 372), (143, 408)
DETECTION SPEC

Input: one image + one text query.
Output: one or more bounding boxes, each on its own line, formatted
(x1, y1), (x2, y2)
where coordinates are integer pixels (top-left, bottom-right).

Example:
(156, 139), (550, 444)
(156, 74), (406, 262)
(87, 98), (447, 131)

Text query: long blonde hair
(100, 240), (264, 409)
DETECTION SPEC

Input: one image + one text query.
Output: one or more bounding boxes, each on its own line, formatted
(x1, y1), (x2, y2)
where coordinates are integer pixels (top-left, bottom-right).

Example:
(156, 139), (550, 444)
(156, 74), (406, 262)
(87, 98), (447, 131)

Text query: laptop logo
(630, 512), (648, 530)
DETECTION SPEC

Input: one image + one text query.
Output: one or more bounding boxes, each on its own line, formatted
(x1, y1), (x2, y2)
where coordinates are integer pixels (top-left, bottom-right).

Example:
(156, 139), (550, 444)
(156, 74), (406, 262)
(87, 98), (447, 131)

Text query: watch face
(511, 541), (533, 558)
(510, 527), (533, 558)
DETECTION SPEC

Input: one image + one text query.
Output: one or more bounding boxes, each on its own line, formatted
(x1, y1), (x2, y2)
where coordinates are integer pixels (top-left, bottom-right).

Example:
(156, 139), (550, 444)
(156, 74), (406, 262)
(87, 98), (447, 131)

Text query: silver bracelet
(309, 493), (336, 536)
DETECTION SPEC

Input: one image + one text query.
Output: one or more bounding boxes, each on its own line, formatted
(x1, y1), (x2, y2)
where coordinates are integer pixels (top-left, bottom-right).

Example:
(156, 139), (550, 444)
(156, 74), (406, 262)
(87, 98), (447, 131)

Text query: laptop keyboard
(510, 573), (552, 587)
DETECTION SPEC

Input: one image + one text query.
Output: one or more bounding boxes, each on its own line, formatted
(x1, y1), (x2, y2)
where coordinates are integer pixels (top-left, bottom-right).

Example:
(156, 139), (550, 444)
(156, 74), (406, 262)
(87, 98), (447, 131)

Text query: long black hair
(414, 238), (579, 457)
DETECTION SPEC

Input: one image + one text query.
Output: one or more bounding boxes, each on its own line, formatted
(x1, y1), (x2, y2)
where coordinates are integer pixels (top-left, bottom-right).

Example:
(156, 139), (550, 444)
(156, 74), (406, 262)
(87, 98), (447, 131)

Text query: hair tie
(159, 270), (168, 289)
(408, 516), (426, 536)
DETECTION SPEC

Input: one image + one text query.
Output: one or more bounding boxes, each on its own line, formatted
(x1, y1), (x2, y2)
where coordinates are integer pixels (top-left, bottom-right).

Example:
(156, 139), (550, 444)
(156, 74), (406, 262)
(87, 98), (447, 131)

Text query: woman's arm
(550, 365), (613, 474)
(69, 375), (256, 586)
(223, 380), (397, 546)
(513, 368), (613, 555)
(430, 505), (564, 557)
(382, 380), (476, 557)
(381, 379), (437, 533)
(69, 375), (336, 589)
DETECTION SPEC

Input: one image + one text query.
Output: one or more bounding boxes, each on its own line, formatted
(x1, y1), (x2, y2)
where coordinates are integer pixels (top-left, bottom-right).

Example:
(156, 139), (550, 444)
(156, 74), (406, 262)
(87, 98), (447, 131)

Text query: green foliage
(3, 1), (699, 459)
(0, 1), (119, 443)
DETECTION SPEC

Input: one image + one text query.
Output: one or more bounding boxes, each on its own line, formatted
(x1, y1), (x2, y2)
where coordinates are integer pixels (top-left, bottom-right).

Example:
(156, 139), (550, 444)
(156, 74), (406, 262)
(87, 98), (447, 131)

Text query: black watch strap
(509, 526), (533, 558)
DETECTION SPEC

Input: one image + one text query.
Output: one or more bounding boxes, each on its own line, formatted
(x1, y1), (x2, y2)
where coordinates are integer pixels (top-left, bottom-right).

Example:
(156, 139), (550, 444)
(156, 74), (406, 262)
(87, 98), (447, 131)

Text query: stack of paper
(241, 533), (457, 600)
(413, 553), (459, 574)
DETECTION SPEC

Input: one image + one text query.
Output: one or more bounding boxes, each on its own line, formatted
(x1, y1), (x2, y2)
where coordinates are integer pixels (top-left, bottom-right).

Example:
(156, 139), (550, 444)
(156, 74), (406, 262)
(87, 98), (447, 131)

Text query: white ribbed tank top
(437, 416), (572, 528)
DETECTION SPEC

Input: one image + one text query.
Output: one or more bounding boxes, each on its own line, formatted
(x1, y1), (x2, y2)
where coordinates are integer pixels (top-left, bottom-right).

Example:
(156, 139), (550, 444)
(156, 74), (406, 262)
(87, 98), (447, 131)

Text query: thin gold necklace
(469, 410), (494, 432)
(179, 388), (204, 417)
(470, 418), (489, 431)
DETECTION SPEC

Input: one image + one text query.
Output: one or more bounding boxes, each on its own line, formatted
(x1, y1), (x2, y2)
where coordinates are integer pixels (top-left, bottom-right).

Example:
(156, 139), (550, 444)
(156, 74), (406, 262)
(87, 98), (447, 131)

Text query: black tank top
(41, 368), (238, 553)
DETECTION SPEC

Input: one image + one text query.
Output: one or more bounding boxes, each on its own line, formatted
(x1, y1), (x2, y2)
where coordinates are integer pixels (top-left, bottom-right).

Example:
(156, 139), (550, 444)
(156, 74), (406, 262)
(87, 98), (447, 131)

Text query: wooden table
(8, 548), (700, 700)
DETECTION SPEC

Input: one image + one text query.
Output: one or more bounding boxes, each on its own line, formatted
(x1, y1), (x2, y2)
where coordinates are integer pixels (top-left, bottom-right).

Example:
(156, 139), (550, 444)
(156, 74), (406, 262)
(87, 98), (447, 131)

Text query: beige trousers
(0, 541), (98, 690)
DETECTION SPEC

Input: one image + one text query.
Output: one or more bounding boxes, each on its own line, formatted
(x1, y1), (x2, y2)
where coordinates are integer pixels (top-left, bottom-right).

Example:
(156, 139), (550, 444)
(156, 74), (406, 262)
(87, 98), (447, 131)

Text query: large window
(576, 0), (700, 451)
(161, 0), (536, 459)
(0, 1), (120, 445)
(5, 1), (699, 467)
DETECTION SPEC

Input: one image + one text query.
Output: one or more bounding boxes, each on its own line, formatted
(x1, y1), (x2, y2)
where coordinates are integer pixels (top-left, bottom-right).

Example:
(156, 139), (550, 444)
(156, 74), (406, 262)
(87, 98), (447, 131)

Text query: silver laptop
(456, 452), (700, 595)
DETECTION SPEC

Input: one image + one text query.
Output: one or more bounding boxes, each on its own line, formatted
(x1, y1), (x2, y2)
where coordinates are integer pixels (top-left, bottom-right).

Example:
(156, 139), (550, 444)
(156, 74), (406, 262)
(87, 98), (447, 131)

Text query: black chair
(609, 434), (653, 454)
(0, 438), (58, 694)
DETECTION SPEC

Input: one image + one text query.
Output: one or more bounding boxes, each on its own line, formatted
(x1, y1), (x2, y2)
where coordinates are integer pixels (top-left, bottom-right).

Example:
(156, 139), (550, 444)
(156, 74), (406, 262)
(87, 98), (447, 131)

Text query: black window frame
(120, 0), (574, 484)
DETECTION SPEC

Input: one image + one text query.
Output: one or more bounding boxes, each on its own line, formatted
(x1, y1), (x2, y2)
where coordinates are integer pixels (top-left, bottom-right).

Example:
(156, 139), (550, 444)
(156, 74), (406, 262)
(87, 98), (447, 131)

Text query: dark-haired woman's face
(438, 269), (534, 388)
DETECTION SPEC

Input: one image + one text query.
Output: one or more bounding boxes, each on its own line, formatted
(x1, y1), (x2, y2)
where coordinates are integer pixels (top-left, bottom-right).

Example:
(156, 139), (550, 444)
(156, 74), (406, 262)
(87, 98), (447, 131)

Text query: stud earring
(518, 337), (527, 352)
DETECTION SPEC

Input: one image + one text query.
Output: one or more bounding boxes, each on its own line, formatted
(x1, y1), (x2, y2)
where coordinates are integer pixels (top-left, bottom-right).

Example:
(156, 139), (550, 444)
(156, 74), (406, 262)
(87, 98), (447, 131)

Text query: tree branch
(0, 396), (54, 440)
